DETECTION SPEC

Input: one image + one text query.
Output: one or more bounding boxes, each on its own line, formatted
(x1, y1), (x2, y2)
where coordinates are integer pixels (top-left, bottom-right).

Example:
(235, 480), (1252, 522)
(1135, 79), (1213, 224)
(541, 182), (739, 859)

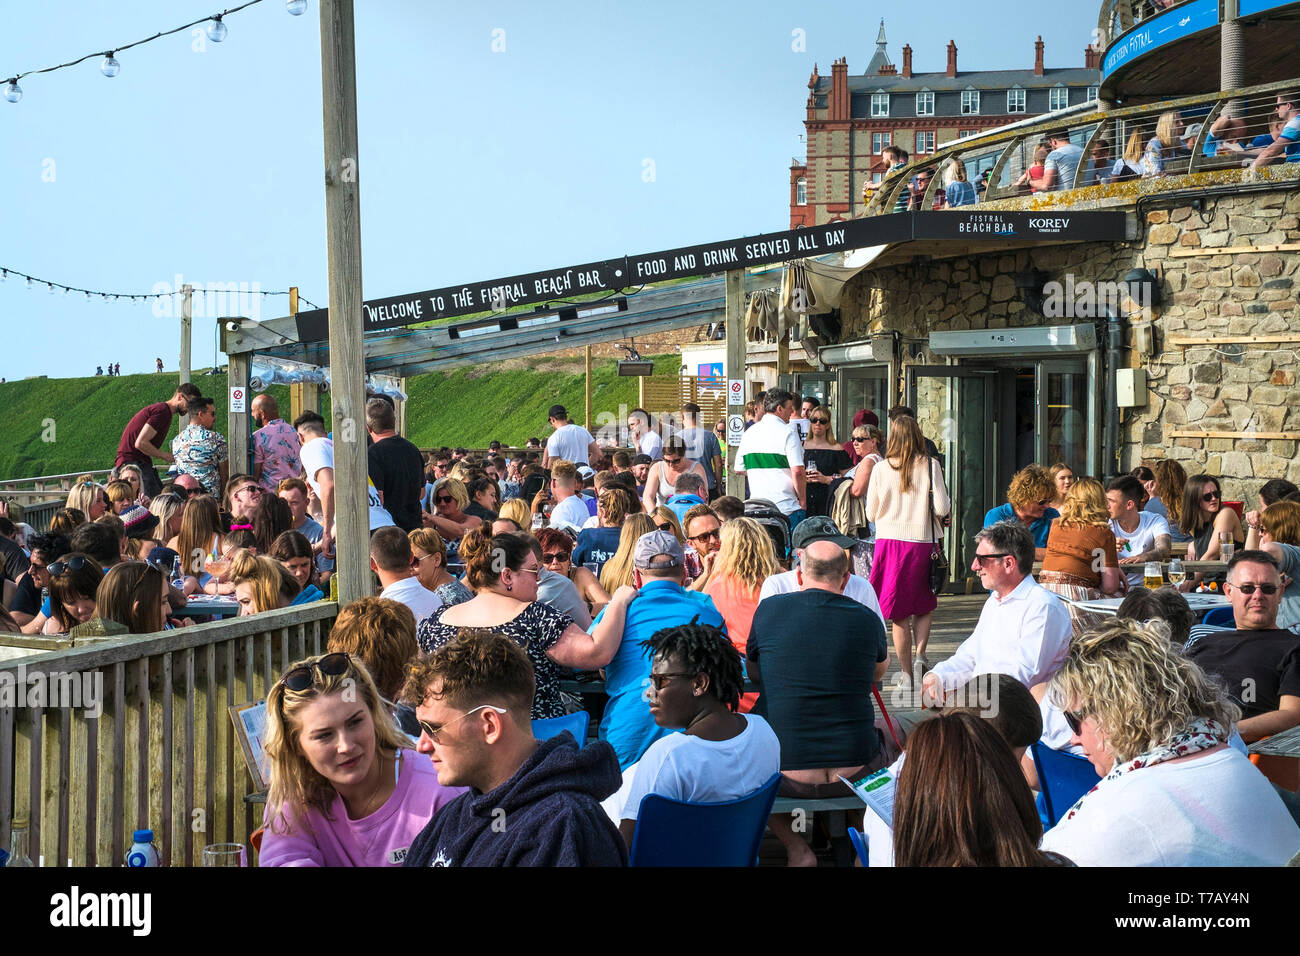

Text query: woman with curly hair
(704, 518), (779, 712)
(1040, 618), (1300, 865)
(260, 653), (464, 866)
(985, 464), (1059, 553)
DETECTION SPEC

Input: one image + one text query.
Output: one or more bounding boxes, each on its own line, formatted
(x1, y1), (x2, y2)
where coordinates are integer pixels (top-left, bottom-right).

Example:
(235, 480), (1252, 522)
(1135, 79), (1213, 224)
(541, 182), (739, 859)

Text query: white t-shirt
(639, 431), (663, 461)
(546, 423), (595, 466)
(548, 495), (591, 534)
(299, 436), (394, 532)
(733, 414), (804, 516)
(1039, 747), (1300, 866)
(380, 576), (443, 629)
(1109, 510), (1171, 586)
(759, 569), (885, 632)
(617, 715), (780, 821)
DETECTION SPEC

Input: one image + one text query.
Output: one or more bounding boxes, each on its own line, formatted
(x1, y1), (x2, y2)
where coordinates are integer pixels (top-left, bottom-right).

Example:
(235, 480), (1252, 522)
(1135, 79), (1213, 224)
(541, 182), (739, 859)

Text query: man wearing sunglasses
(403, 630), (627, 867)
(1187, 550), (1300, 744)
(920, 521), (1071, 710)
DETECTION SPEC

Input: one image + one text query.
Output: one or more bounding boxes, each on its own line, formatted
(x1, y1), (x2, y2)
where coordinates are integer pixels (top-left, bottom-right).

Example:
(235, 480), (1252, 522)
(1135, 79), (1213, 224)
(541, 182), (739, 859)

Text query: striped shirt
(733, 414), (804, 516)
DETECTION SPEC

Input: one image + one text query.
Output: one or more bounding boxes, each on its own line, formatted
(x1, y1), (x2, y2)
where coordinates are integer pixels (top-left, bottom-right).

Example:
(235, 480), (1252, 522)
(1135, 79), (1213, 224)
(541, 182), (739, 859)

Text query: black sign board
(291, 209), (1122, 344)
(910, 210), (1129, 242)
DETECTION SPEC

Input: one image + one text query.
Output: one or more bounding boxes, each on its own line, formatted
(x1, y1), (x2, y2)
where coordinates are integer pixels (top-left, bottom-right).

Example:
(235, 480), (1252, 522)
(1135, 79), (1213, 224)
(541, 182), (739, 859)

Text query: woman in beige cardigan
(865, 416), (950, 690)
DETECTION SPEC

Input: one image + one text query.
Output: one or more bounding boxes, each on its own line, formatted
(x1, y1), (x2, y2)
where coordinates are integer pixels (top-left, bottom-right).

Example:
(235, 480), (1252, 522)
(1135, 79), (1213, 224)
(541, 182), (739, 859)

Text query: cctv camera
(225, 321), (240, 332)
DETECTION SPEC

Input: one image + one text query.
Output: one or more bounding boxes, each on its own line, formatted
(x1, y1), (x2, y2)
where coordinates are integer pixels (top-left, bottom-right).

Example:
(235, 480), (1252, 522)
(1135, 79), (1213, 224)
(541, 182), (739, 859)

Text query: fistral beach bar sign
(293, 209), (1125, 342)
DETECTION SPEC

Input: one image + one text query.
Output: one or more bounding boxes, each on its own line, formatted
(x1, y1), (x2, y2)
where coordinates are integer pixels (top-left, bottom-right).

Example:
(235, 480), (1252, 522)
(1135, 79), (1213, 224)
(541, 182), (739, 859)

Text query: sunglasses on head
(279, 652), (351, 692)
(48, 556), (91, 576)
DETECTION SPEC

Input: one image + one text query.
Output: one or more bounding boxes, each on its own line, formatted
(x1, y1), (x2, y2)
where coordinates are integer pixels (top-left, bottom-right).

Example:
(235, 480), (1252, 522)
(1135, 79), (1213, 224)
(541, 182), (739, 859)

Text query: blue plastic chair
(847, 826), (869, 867)
(531, 711), (590, 747)
(1032, 741), (1102, 830)
(1201, 606), (1235, 628)
(629, 773), (781, 867)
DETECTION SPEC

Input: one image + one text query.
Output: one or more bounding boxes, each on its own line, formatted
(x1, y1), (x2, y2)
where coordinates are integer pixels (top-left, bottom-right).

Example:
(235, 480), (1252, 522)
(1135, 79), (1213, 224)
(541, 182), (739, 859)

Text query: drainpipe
(1104, 309), (1125, 479)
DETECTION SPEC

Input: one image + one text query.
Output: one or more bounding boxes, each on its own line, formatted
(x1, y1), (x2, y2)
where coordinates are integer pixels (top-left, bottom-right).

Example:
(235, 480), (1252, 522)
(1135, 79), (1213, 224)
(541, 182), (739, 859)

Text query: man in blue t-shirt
(983, 465), (1060, 554)
(589, 531), (725, 770)
(1253, 92), (1300, 168)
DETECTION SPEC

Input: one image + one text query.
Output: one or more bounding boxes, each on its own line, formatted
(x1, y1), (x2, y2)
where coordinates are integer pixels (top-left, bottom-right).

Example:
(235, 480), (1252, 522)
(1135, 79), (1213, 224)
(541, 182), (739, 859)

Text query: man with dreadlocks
(614, 622), (780, 850)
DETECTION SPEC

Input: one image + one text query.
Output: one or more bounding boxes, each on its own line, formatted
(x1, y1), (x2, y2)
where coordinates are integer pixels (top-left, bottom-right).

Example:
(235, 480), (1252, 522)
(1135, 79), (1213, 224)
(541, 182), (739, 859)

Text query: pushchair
(743, 498), (792, 563)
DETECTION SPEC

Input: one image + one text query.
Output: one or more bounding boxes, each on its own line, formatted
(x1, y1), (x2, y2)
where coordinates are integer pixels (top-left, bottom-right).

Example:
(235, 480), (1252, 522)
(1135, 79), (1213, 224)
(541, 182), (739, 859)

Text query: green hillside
(0, 355), (678, 478)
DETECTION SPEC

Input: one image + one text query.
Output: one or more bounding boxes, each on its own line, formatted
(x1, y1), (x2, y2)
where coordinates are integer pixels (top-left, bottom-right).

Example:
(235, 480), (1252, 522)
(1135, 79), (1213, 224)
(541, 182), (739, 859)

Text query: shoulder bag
(926, 456), (949, 595)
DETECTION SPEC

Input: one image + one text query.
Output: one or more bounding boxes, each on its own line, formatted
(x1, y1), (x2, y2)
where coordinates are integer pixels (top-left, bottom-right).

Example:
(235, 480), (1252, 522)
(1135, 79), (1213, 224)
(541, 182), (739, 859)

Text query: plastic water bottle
(170, 555), (184, 590)
(125, 829), (161, 867)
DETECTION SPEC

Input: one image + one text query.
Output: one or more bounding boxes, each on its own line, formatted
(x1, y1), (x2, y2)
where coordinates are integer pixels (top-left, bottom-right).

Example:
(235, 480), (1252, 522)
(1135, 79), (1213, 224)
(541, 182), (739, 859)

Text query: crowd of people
(5, 382), (1300, 868)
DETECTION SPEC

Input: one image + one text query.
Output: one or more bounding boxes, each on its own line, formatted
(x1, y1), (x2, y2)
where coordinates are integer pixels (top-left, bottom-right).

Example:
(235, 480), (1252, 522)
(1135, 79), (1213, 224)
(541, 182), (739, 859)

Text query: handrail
(0, 468), (112, 490)
(866, 76), (1300, 216)
(1, 601), (339, 866)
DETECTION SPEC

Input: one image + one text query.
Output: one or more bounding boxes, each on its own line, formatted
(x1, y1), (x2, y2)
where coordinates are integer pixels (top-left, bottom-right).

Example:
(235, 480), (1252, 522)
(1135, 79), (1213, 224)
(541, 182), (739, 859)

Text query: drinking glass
(1167, 558), (1186, 587)
(1143, 562), (1163, 590)
(1219, 531), (1235, 561)
(202, 843), (247, 867)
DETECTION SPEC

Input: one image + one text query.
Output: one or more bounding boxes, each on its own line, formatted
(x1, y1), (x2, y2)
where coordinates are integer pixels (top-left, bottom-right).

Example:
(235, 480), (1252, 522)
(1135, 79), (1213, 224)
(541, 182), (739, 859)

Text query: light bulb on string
(286, 0), (308, 14)
(26, 277), (32, 289)
(85, 291), (91, 299)
(4, 79), (21, 104)
(101, 53), (120, 77)
(206, 16), (228, 42)
(47, 283), (55, 294)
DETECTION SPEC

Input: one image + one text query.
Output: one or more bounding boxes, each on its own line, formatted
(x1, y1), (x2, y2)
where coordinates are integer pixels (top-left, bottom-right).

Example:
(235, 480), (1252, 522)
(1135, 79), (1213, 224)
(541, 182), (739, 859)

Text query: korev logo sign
(911, 209), (1128, 242)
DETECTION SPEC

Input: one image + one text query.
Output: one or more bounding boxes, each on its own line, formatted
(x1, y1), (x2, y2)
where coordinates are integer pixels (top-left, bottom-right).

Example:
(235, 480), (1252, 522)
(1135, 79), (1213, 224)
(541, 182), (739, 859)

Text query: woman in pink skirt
(865, 416), (950, 690)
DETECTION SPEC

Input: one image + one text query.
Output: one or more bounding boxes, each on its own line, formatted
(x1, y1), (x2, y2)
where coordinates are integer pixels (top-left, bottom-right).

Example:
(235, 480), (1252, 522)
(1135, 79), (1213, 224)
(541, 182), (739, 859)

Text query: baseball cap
(633, 530), (685, 570)
(576, 465), (595, 480)
(631, 453), (653, 467)
(792, 515), (856, 551)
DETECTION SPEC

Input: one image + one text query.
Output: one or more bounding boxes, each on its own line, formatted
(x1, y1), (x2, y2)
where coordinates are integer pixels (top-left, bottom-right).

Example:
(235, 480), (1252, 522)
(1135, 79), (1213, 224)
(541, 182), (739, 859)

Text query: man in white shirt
(732, 389), (806, 523)
(627, 408), (663, 461)
(542, 404), (600, 469)
(294, 413), (337, 559)
(369, 526), (442, 627)
(922, 521), (1071, 707)
(1106, 475), (1171, 588)
(759, 516), (884, 631)
(546, 459), (591, 534)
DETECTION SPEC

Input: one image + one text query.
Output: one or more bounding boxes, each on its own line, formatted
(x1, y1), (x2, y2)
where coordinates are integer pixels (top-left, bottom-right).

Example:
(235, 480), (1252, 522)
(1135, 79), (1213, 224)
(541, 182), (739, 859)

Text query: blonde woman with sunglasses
(261, 652), (466, 867)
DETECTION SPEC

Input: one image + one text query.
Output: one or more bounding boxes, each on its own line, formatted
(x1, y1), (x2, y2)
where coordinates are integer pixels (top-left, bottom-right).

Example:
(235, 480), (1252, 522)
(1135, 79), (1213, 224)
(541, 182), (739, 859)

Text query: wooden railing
(0, 469), (113, 506)
(0, 601), (338, 866)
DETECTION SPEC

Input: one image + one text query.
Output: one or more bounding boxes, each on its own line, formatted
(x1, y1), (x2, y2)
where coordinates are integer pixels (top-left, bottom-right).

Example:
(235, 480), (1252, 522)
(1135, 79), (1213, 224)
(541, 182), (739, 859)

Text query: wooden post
(286, 289), (311, 422)
(179, 284), (193, 429)
(227, 352), (251, 476)
(584, 346), (593, 431)
(319, 0), (370, 607)
(725, 269), (746, 499)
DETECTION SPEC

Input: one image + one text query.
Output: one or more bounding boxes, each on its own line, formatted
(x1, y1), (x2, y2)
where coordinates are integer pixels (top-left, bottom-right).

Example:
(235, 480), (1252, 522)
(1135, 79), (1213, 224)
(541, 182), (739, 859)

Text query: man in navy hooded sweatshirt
(403, 629), (626, 867)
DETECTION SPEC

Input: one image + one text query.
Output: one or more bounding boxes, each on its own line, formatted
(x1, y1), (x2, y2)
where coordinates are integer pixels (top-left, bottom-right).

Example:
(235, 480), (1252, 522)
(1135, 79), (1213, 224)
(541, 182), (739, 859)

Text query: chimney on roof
(902, 44), (913, 78)
(1034, 35), (1045, 76)
(830, 57), (850, 120)
(1084, 44), (1100, 70)
(878, 64), (896, 75)
(946, 41), (957, 78)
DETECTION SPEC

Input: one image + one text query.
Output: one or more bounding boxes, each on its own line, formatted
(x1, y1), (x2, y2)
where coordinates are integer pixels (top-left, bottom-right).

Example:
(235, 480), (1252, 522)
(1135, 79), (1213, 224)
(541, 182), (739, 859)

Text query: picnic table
(186, 594), (241, 620)
(1073, 592), (1230, 616)
(1249, 724), (1300, 758)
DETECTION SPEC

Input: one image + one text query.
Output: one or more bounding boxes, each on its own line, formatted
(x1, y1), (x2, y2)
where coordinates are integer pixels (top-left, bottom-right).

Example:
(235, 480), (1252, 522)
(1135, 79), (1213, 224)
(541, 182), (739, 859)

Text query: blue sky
(0, 0), (1099, 380)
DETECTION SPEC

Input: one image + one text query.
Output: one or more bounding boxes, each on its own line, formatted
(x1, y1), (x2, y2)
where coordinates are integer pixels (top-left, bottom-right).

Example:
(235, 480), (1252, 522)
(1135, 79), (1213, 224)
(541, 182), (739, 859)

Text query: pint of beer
(1144, 561), (1163, 590)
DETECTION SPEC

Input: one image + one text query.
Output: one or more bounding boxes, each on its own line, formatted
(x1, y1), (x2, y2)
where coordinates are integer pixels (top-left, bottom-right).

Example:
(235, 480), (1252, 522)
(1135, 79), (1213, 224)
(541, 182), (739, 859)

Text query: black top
(803, 447), (852, 517)
(0, 536), (30, 585)
(747, 590), (889, 769)
(368, 435), (426, 532)
(8, 571), (41, 616)
(417, 601), (572, 719)
(464, 502), (498, 524)
(1186, 628), (1300, 718)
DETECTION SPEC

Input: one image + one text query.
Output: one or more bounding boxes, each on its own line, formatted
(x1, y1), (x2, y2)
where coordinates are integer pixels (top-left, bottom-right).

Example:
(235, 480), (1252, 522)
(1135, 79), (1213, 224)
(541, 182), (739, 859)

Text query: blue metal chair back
(847, 826), (869, 867)
(1201, 605), (1235, 628)
(629, 772), (781, 867)
(531, 711), (590, 747)
(1032, 741), (1102, 830)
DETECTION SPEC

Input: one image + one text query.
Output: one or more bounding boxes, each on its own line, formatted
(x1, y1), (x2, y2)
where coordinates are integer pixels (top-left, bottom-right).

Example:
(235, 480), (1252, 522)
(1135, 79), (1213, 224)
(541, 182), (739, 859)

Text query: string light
(2, 0), (309, 103)
(0, 266), (319, 309)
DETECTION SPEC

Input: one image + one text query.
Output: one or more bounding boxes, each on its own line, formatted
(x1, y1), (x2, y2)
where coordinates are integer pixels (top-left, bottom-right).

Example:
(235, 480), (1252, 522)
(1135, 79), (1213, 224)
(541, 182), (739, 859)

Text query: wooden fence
(0, 468), (113, 506)
(0, 601), (338, 866)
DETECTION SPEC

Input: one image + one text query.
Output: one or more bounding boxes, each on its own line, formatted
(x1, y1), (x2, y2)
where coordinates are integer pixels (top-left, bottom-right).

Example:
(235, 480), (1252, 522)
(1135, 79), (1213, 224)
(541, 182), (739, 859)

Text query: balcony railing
(865, 77), (1300, 217)
(1, 601), (339, 866)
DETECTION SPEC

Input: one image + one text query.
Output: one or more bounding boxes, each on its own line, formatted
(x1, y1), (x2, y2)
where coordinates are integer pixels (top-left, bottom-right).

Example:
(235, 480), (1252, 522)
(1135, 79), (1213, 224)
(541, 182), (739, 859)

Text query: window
(915, 131), (935, 155)
(1007, 88), (1026, 113)
(871, 92), (889, 117)
(958, 129), (979, 139)
(871, 172), (883, 184)
(871, 131), (891, 154)
(961, 89), (980, 115)
(916, 91), (935, 116)
(1086, 86), (1099, 102)
(1050, 86), (1069, 111)
(796, 179), (807, 205)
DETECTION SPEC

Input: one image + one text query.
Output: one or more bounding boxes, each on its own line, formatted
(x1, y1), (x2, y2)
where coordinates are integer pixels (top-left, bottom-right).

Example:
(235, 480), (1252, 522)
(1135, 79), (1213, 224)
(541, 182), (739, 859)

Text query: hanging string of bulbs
(0, 266), (320, 310)
(4, 0), (310, 103)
